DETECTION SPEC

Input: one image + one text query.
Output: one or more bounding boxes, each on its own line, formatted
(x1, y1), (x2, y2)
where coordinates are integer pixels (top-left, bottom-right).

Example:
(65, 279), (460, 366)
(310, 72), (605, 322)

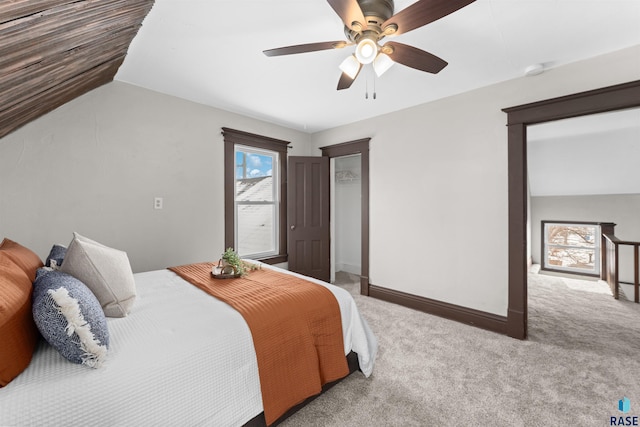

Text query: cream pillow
(61, 233), (136, 317)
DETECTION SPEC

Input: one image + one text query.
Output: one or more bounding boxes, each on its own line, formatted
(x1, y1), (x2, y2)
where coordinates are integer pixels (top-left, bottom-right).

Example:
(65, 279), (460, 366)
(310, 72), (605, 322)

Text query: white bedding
(0, 264), (377, 427)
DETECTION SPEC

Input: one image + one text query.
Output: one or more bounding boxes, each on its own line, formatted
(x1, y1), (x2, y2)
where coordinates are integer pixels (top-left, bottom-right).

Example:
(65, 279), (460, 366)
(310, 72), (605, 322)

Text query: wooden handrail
(604, 234), (640, 246)
(603, 233), (640, 303)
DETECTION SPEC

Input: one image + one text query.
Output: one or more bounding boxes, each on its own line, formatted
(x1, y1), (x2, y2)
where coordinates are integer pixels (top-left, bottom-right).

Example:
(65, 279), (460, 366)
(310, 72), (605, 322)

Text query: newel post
(599, 222), (616, 281)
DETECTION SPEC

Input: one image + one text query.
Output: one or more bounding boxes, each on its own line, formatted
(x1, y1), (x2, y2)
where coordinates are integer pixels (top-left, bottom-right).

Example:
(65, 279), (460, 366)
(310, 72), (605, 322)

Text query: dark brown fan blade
(337, 64), (362, 90)
(327, 0), (366, 31)
(384, 42), (447, 74)
(263, 41), (346, 57)
(382, 0), (476, 36)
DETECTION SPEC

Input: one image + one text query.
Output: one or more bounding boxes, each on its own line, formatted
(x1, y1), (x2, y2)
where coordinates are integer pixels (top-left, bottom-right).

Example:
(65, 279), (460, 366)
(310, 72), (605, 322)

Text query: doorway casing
(503, 79), (640, 339)
(321, 138), (371, 295)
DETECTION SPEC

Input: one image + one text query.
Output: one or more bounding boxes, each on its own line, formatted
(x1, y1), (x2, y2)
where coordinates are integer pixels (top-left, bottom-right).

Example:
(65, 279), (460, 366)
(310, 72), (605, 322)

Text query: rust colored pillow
(0, 254), (40, 386)
(0, 238), (44, 282)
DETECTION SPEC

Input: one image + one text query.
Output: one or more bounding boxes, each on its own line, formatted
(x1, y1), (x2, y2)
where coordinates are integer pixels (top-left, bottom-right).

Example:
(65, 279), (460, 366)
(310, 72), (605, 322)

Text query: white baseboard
(336, 263), (360, 275)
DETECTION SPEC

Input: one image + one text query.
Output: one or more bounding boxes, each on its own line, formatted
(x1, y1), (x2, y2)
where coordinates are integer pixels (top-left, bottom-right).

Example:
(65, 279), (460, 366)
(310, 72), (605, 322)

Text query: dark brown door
(287, 156), (330, 281)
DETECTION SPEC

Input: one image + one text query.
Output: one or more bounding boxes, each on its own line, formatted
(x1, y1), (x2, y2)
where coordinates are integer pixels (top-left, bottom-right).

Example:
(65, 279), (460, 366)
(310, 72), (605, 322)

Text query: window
(235, 147), (278, 257)
(542, 221), (600, 275)
(222, 128), (288, 263)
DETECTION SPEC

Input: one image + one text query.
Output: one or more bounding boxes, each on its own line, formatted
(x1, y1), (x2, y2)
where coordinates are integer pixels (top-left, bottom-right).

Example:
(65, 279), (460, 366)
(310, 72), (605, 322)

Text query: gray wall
(528, 122), (640, 196)
(310, 44), (640, 316)
(531, 194), (640, 282)
(0, 82), (311, 272)
(1, 45), (638, 316)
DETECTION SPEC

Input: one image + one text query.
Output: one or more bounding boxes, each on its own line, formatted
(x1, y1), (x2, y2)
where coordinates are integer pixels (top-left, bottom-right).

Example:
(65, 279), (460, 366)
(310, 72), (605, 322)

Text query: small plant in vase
(220, 247), (245, 276)
(218, 248), (262, 277)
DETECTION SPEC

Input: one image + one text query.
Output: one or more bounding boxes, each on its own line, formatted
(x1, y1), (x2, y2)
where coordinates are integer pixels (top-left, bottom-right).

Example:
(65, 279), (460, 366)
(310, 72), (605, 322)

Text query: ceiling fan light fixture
(373, 53), (394, 77)
(355, 38), (378, 64)
(339, 55), (360, 79)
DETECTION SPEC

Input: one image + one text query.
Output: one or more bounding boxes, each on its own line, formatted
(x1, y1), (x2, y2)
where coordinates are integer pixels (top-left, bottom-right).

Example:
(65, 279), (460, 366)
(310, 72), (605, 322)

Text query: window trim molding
(222, 127), (289, 264)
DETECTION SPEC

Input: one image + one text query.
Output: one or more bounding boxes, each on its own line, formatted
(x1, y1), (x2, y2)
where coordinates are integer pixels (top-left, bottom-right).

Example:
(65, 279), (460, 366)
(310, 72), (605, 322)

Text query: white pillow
(60, 232), (136, 317)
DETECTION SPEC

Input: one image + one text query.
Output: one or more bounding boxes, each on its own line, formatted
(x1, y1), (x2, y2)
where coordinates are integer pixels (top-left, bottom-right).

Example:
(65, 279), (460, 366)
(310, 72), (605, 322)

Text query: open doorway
(527, 108), (640, 301)
(321, 138), (371, 295)
(330, 154), (362, 283)
(503, 80), (640, 339)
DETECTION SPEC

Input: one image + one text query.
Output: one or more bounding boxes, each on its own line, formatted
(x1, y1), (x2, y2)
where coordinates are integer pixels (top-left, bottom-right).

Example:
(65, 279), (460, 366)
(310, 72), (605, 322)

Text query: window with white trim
(222, 128), (288, 264)
(234, 146), (278, 258)
(542, 221), (600, 275)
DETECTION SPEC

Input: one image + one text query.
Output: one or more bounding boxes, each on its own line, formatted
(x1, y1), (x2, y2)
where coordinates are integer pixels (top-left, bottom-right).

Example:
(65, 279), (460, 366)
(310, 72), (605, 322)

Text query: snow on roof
(236, 176), (276, 257)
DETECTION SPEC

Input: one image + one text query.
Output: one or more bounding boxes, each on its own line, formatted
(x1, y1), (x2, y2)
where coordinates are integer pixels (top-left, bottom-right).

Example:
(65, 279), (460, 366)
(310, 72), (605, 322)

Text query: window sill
(254, 254), (288, 265)
(540, 267), (599, 278)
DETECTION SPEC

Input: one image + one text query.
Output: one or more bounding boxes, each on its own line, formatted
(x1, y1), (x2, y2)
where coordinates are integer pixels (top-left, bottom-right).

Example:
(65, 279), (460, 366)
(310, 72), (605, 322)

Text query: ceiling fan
(263, 0), (476, 90)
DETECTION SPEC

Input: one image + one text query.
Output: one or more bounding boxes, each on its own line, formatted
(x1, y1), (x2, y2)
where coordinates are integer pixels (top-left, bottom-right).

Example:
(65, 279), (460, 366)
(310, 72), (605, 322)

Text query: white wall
(531, 194), (640, 283)
(0, 82), (311, 272)
(310, 45), (640, 316)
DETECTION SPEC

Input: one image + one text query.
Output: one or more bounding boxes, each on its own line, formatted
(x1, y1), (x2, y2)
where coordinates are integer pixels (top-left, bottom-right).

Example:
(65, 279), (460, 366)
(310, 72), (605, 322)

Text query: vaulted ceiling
(1, 0), (639, 139)
(0, 0), (155, 139)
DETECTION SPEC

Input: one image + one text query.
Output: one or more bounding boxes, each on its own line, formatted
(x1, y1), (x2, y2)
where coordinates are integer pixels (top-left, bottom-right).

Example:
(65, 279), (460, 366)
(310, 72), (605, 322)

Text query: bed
(0, 237), (377, 426)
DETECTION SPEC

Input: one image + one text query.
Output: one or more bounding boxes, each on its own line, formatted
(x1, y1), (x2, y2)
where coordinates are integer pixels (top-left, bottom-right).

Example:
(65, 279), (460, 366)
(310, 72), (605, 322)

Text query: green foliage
(220, 248), (262, 276)
(222, 247), (245, 276)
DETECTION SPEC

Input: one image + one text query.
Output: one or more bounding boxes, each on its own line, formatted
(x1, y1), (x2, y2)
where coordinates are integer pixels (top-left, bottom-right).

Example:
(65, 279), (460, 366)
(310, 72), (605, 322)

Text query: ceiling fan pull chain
(365, 78), (368, 99)
(373, 71), (377, 100)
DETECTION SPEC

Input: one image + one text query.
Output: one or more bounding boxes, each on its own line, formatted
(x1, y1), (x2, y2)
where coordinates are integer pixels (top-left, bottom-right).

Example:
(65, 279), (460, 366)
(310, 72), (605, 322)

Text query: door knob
(290, 225), (296, 230)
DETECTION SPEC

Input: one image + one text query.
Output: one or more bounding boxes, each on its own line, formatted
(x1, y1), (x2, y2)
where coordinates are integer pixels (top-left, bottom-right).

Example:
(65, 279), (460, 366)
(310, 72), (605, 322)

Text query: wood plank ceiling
(0, 0), (155, 139)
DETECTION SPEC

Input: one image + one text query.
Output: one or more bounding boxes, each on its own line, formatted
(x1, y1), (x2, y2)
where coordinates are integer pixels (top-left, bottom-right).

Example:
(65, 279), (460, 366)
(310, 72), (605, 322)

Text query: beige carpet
(280, 272), (640, 426)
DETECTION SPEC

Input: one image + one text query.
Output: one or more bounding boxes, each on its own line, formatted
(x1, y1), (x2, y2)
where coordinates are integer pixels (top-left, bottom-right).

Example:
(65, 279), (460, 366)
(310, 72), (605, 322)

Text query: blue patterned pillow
(32, 270), (109, 367)
(45, 244), (67, 268)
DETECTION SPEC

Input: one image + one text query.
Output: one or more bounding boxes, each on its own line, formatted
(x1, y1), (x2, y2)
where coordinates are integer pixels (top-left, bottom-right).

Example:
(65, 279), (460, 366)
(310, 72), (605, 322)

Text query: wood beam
(0, 0), (155, 138)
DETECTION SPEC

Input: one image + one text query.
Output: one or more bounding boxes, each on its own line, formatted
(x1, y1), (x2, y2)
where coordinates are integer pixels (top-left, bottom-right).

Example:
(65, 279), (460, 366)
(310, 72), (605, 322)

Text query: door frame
(320, 138), (371, 295)
(503, 80), (640, 339)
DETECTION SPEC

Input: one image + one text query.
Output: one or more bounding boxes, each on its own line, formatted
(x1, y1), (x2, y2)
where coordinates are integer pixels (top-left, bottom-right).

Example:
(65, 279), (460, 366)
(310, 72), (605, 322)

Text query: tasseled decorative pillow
(32, 270), (109, 368)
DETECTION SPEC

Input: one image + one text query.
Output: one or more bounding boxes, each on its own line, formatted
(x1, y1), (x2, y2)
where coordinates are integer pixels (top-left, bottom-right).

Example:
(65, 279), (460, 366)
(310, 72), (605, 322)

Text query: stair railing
(603, 233), (640, 303)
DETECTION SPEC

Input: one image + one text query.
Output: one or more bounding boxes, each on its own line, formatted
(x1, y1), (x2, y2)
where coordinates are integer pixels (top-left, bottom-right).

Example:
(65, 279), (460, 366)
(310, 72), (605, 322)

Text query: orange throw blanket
(168, 263), (349, 425)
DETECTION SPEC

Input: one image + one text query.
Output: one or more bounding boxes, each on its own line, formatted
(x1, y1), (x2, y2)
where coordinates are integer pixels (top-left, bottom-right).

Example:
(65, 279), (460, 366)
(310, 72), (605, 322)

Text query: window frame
(234, 145), (279, 259)
(222, 127), (288, 264)
(541, 220), (601, 277)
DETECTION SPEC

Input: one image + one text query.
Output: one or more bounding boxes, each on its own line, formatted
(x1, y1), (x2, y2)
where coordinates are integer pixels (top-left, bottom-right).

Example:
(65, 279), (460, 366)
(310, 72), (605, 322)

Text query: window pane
(237, 204), (276, 257)
(543, 222), (600, 275)
(235, 149), (275, 202)
(546, 225), (596, 248)
(235, 151), (274, 180)
(547, 247), (596, 271)
(236, 175), (274, 202)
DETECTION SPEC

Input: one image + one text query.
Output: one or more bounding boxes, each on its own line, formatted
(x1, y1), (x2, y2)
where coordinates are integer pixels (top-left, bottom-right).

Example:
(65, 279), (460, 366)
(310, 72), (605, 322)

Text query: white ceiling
(115, 0), (640, 133)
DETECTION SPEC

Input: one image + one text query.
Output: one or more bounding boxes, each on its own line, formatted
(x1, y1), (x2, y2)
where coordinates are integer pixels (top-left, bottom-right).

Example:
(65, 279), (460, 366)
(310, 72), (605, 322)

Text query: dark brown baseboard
(368, 283), (508, 335)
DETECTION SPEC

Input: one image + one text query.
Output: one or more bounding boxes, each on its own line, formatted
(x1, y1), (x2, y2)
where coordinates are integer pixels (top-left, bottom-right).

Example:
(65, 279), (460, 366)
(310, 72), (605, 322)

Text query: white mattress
(0, 264), (377, 427)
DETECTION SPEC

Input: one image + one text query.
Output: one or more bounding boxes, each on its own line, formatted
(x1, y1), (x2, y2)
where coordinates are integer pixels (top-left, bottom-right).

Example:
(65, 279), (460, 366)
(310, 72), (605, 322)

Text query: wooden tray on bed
(211, 265), (241, 279)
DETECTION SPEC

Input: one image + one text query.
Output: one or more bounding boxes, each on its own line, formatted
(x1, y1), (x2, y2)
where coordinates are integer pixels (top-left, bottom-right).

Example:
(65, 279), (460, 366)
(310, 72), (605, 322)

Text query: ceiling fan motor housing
(344, 0), (395, 42)
(359, 0), (394, 21)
